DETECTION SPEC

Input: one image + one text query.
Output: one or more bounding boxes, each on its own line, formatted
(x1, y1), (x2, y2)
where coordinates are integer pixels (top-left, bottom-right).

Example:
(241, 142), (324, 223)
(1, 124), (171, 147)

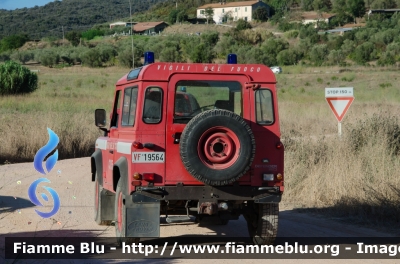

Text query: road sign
(325, 87), (354, 122)
(326, 97), (354, 122)
(325, 87), (354, 136)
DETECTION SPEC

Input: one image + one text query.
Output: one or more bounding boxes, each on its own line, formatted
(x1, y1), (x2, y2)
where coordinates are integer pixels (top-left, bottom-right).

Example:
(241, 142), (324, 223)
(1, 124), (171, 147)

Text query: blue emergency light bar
(144, 51), (155, 65)
(227, 54), (237, 64)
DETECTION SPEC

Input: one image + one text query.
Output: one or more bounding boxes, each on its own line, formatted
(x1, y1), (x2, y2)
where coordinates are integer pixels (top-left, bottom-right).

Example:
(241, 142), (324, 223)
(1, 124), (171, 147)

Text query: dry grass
(0, 65), (127, 162)
(277, 66), (400, 228)
(1, 64), (399, 227)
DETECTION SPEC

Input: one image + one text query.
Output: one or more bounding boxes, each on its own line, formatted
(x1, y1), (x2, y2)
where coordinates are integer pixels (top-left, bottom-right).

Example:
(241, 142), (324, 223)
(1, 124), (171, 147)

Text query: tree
(168, 9), (179, 24)
(347, 0), (366, 23)
(313, 0), (332, 12)
(65, 31), (81, 47)
(253, 7), (269, 21)
(11, 51), (34, 64)
(309, 44), (329, 65)
(205, 7), (214, 24)
(0, 60), (38, 95)
(0, 34), (29, 53)
(328, 49), (345, 65)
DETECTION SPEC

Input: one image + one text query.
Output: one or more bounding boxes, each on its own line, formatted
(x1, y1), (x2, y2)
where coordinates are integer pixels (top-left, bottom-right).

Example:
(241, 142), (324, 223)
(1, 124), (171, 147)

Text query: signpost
(325, 87), (354, 136)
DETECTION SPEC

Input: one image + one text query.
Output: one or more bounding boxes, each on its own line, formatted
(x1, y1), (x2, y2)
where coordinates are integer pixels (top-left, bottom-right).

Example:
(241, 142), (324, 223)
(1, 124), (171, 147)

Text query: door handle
(109, 150), (114, 154)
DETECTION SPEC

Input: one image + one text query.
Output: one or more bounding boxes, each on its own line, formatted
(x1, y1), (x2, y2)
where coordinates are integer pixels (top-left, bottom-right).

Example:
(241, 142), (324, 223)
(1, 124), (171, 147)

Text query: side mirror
(95, 109), (107, 127)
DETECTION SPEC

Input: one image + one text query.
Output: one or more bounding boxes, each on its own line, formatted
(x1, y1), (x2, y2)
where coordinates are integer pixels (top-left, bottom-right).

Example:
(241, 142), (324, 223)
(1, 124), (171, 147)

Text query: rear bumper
(133, 185), (282, 203)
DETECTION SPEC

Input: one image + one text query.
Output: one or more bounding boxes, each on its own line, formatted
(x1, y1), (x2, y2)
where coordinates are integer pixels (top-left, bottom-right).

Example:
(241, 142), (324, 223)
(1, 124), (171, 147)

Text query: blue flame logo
(28, 178), (60, 218)
(30, 128), (60, 218)
(33, 128), (59, 175)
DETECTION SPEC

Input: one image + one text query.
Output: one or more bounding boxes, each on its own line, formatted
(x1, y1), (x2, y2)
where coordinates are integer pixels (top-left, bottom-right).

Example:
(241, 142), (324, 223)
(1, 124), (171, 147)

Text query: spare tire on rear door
(180, 109), (255, 186)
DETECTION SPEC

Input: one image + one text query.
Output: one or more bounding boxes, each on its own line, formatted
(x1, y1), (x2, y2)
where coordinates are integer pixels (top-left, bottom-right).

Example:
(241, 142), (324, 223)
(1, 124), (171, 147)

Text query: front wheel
(114, 180), (140, 246)
(245, 203), (279, 245)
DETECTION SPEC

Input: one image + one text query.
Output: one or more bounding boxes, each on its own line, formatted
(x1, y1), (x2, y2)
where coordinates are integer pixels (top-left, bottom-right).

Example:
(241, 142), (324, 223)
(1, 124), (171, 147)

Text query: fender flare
(91, 149), (103, 186)
(113, 157), (129, 195)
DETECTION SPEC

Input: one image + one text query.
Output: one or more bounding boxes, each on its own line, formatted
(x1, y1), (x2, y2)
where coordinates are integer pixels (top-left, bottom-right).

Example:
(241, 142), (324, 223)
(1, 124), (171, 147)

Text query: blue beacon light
(144, 51), (155, 65)
(227, 54), (237, 64)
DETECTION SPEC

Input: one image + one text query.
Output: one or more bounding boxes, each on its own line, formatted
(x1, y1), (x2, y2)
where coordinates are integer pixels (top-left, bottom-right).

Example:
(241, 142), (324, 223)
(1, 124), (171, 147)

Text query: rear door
(165, 74), (251, 185)
(250, 86), (283, 186)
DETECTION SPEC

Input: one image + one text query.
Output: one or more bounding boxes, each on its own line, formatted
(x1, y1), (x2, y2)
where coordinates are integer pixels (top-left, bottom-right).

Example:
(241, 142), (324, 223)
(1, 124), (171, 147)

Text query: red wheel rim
(198, 126), (240, 169)
(95, 180), (99, 213)
(117, 192), (123, 231)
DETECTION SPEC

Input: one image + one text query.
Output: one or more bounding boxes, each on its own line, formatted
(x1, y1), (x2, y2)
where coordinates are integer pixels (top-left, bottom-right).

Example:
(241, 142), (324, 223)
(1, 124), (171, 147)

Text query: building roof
(198, 0), (261, 9)
(133, 22), (166, 32)
(342, 23), (365, 28)
(301, 11), (336, 20)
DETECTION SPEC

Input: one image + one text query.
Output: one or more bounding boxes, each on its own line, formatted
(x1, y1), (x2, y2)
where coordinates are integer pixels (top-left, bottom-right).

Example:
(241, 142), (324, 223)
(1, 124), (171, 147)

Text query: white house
(110, 21), (136, 29)
(197, 0), (270, 24)
(301, 12), (336, 25)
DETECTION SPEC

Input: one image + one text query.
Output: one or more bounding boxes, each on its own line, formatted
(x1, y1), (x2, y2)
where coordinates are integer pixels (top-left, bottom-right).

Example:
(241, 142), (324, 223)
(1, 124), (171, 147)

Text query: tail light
(276, 142), (283, 149)
(143, 173), (154, 182)
(133, 141), (143, 149)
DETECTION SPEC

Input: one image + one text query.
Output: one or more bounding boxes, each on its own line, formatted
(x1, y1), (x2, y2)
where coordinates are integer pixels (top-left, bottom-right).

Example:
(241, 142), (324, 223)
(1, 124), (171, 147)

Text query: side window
(110, 90), (121, 127)
(255, 89), (274, 125)
(121, 87), (138, 126)
(143, 87), (163, 124)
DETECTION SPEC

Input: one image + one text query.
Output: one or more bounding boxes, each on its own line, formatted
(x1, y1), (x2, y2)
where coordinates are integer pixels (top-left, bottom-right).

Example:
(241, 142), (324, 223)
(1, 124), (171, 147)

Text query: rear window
(174, 80), (242, 124)
(255, 89), (274, 125)
(121, 87), (138, 126)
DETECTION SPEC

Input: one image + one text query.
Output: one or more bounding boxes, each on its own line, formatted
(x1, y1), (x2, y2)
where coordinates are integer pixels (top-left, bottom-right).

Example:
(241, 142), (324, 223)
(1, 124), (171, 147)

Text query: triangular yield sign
(326, 97), (354, 122)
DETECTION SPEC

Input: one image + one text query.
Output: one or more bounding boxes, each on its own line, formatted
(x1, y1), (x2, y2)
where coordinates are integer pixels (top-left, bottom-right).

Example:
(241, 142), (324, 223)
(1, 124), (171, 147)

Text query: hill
(0, 0), (166, 39)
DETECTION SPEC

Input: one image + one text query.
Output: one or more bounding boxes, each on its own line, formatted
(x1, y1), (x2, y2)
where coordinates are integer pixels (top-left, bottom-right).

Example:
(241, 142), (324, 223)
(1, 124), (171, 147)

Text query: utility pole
(129, 0), (134, 68)
(62, 26), (64, 43)
(176, 0), (178, 24)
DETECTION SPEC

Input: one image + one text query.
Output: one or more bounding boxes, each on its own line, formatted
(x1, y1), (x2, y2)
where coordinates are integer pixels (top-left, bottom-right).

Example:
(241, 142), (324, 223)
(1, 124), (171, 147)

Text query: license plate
(132, 152), (165, 163)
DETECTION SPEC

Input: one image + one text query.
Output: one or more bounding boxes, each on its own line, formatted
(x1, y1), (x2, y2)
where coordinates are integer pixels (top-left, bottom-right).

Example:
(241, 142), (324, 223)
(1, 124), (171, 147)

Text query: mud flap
(124, 193), (160, 238)
(100, 189), (115, 222)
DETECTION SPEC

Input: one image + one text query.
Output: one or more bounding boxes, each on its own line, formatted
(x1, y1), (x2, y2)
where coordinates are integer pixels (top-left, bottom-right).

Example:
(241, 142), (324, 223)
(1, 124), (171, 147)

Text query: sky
(0, 0), (55, 10)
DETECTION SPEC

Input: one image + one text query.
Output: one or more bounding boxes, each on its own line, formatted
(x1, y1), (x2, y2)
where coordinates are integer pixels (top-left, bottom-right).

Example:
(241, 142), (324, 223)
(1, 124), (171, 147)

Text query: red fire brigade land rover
(92, 53), (284, 246)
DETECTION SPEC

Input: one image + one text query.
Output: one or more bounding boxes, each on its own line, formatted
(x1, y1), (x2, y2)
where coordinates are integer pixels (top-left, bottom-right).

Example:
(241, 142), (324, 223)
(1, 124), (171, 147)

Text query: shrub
(10, 51), (34, 64)
(37, 49), (60, 67)
(81, 49), (102, 67)
(309, 44), (329, 66)
(353, 41), (376, 64)
(284, 30), (299, 39)
(277, 49), (300, 65)
(0, 51), (11, 62)
(0, 60), (38, 95)
(81, 29), (104, 41)
(327, 49), (345, 65)
(348, 115), (400, 156)
(236, 19), (252, 31)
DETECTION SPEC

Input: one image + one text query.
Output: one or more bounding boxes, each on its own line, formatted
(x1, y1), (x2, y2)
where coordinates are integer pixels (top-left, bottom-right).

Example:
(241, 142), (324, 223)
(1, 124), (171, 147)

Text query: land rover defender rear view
(91, 52), (284, 246)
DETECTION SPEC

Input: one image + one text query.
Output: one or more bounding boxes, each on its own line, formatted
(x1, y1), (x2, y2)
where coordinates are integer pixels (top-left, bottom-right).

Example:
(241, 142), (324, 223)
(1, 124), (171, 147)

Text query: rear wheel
(115, 179), (140, 246)
(245, 203), (279, 245)
(94, 173), (111, 225)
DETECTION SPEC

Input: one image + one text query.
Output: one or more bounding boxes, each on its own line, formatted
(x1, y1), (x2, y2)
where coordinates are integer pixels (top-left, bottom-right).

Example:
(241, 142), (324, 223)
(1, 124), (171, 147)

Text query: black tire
(114, 179), (140, 246)
(245, 203), (279, 245)
(94, 173), (111, 226)
(180, 109), (255, 186)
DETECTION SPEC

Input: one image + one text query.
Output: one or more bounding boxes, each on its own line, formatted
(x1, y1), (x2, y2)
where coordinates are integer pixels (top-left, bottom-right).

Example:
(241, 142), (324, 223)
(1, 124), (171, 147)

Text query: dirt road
(0, 158), (397, 263)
